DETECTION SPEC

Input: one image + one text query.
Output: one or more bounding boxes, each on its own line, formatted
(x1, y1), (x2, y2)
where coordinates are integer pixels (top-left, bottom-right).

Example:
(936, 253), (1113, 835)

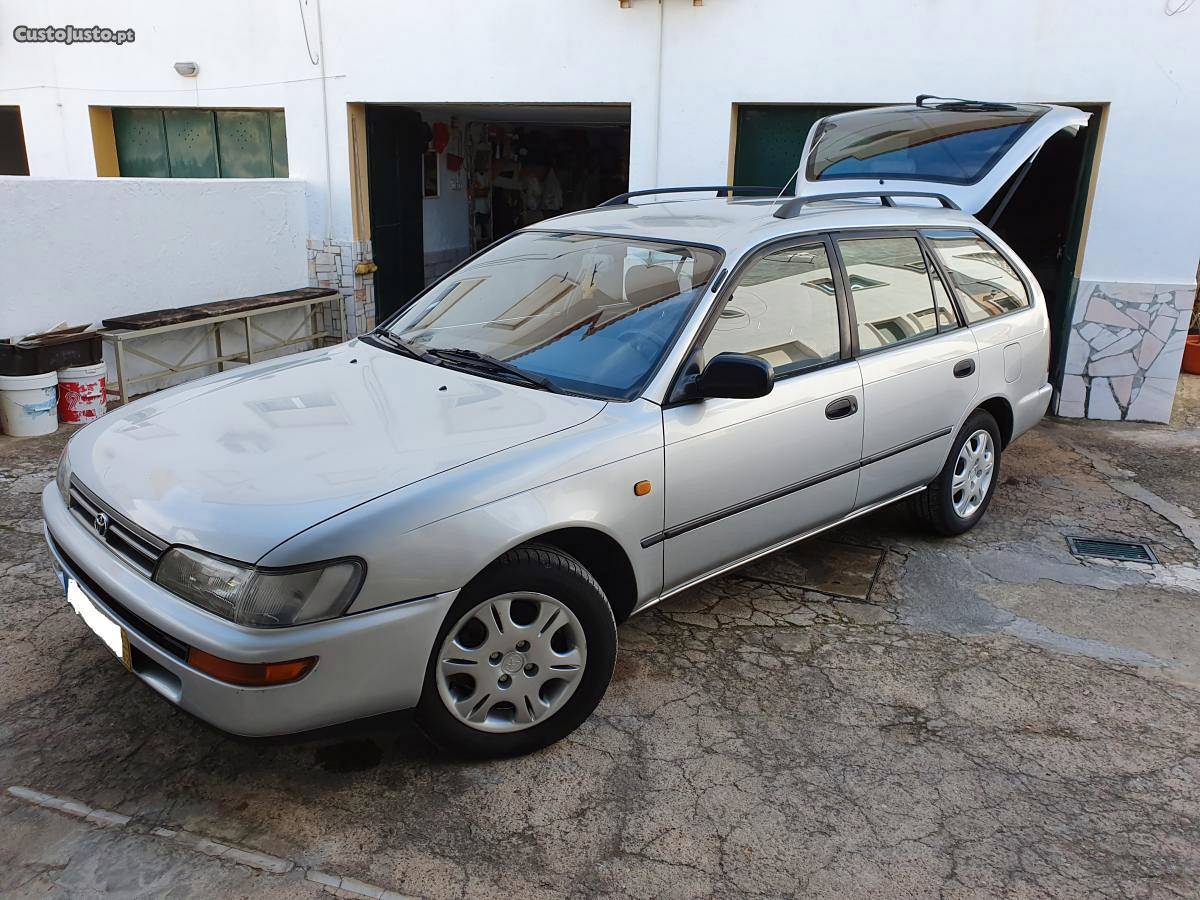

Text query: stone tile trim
(1057, 280), (1196, 423)
(5, 785), (415, 899)
(308, 238), (377, 338)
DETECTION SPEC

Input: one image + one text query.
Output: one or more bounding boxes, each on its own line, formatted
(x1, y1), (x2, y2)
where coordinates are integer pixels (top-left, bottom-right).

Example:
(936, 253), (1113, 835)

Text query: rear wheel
(910, 409), (1001, 536)
(415, 544), (616, 757)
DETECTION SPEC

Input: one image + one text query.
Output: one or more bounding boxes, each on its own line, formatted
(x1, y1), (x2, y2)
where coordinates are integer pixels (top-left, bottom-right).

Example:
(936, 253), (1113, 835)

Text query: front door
(661, 238), (864, 591)
(833, 233), (980, 508)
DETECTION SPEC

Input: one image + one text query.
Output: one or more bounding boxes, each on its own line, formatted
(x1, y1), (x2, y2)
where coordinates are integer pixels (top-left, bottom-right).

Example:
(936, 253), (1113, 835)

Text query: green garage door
(733, 105), (858, 189)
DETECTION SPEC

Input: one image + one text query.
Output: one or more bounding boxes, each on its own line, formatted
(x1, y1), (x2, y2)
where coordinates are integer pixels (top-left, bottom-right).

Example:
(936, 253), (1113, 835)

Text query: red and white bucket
(57, 361), (108, 424)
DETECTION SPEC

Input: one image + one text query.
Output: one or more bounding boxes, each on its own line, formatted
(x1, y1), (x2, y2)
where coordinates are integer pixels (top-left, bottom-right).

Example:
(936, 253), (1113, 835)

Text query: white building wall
(0, 177), (311, 393)
(2, 177), (308, 337)
(2, 0), (1197, 418)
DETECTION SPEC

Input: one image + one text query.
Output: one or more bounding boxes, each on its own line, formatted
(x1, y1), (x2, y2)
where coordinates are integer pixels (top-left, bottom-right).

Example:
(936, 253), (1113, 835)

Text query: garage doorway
(731, 102), (1104, 381)
(363, 103), (630, 321)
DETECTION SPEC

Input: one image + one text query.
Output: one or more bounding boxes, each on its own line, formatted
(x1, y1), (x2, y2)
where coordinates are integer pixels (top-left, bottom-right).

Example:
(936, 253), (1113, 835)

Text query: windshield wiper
(427, 347), (562, 394)
(365, 331), (440, 365)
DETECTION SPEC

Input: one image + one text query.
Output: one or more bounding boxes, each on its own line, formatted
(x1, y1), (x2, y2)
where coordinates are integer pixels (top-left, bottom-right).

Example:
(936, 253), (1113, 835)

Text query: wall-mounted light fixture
(173, 61), (199, 77)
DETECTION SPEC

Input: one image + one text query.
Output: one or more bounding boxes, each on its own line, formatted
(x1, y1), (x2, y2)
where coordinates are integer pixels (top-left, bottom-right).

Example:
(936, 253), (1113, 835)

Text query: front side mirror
(693, 352), (774, 400)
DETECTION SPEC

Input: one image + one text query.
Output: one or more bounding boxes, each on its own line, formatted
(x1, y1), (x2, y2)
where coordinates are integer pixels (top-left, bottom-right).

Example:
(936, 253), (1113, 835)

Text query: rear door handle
(825, 396), (858, 419)
(953, 358), (976, 378)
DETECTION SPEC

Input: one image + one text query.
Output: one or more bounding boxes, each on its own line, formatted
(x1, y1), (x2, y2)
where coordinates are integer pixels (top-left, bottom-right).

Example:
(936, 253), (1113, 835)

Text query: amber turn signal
(634, 480), (652, 496)
(187, 647), (317, 687)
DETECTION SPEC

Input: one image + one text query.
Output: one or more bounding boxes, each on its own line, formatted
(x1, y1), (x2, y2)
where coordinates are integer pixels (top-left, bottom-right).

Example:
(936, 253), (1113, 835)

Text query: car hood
(69, 341), (605, 561)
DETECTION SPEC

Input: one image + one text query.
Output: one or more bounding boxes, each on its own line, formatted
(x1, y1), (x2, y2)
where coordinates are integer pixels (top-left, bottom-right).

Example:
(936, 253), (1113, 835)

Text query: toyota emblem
(94, 512), (109, 538)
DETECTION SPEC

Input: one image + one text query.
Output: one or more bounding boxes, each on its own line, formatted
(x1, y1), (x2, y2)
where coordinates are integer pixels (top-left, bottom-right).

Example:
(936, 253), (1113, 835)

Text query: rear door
(832, 232), (979, 508)
(794, 100), (1091, 215)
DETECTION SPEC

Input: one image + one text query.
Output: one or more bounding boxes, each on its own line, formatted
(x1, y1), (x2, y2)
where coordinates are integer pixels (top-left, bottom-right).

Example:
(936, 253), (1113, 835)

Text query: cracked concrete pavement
(2, 408), (1200, 898)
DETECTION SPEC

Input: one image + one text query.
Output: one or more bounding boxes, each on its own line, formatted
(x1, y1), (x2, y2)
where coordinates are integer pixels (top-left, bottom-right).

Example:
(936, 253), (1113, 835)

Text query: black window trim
(915, 231), (967, 329)
(657, 221), (1038, 408)
(663, 231), (853, 407)
(919, 227), (1036, 327)
(829, 227), (964, 359)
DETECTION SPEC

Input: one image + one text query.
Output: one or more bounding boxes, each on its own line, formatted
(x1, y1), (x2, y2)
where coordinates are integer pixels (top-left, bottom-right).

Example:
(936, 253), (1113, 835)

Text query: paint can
(57, 361), (108, 424)
(0, 371), (59, 437)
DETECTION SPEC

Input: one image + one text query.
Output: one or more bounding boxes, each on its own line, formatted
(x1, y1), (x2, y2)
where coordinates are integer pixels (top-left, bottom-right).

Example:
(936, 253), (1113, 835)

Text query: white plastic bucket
(0, 371), (59, 437)
(57, 361), (108, 424)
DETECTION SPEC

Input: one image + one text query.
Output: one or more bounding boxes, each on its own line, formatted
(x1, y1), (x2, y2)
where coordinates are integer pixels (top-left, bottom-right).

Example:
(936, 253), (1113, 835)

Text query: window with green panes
(111, 108), (288, 178)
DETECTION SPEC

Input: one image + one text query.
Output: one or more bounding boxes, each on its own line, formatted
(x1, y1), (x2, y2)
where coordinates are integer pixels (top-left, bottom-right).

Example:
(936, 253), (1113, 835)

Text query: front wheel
(910, 409), (1001, 536)
(415, 545), (617, 757)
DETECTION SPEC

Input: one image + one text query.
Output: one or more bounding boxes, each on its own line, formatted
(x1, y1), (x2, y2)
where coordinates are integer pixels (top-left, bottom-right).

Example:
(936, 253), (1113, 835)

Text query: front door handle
(825, 396), (858, 420)
(953, 358), (976, 378)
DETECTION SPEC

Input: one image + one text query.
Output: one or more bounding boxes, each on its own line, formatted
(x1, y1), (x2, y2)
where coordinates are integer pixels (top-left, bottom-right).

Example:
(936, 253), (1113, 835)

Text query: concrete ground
(3, 405), (1200, 898)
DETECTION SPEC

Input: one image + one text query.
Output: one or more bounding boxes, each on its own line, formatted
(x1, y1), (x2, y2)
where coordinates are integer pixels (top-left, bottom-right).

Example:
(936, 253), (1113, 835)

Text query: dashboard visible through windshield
(379, 231), (722, 400)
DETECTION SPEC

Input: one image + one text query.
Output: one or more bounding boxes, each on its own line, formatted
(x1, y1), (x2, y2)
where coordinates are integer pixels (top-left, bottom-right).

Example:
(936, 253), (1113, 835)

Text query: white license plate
(66, 577), (131, 670)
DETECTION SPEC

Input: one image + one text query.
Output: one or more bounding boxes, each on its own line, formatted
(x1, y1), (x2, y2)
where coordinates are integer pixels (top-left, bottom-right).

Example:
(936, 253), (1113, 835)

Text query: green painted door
(733, 105), (856, 189)
(163, 109), (219, 177)
(112, 108), (170, 177)
(216, 110), (274, 178)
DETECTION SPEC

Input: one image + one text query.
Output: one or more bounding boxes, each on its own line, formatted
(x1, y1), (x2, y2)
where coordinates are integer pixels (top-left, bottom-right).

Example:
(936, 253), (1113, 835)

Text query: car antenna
(767, 166), (801, 218)
(767, 124), (830, 217)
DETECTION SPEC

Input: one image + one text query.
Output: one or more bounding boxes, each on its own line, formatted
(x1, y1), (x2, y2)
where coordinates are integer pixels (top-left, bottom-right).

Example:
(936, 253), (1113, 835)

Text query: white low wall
(2, 177), (310, 337)
(0, 177), (313, 395)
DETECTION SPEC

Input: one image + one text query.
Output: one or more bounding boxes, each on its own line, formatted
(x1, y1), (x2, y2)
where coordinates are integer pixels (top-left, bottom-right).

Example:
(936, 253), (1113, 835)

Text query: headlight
(153, 547), (364, 627)
(56, 448), (71, 500)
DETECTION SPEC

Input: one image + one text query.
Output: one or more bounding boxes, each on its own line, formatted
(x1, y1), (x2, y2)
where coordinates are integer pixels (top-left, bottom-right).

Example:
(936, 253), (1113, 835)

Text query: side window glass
(925, 233), (1030, 323)
(702, 243), (840, 377)
(928, 259), (960, 330)
(838, 237), (941, 351)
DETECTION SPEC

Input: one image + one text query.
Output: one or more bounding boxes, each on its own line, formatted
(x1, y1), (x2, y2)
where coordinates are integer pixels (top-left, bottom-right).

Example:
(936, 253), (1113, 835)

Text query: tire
(415, 544), (617, 758)
(910, 409), (1002, 536)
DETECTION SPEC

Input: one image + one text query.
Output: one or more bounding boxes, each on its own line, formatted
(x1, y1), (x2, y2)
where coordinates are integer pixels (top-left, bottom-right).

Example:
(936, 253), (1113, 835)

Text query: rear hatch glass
(807, 103), (1050, 186)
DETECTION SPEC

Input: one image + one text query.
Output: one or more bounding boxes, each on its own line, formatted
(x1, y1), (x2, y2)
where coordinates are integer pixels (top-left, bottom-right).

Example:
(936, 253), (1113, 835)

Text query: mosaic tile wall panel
(306, 239), (376, 340)
(1057, 281), (1196, 423)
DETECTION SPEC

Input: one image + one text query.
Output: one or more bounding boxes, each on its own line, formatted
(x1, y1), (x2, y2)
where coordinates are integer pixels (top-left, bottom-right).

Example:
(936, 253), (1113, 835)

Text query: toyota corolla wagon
(43, 99), (1089, 755)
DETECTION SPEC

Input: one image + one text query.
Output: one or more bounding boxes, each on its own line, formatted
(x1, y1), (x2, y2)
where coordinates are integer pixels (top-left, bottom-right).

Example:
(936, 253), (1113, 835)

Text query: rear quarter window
(924, 232), (1030, 323)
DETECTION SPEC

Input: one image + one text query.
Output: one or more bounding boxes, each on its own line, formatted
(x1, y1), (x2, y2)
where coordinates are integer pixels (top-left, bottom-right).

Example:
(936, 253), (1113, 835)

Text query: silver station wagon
(44, 100), (1089, 755)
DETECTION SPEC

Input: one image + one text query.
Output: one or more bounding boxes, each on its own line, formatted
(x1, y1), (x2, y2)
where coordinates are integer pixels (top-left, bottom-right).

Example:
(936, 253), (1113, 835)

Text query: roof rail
(599, 185), (780, 207)
(773, 191), (961, 219)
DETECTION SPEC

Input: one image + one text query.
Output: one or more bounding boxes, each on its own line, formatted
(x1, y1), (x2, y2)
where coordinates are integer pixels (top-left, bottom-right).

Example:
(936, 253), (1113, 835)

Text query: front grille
(50, 534), (189, 661)
(68, 478), (167, 576)
(1067, 537), (1159, 565)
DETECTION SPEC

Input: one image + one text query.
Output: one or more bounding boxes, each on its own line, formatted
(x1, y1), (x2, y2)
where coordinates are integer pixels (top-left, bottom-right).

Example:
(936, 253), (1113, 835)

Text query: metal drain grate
(1067, 537), (1159, 564)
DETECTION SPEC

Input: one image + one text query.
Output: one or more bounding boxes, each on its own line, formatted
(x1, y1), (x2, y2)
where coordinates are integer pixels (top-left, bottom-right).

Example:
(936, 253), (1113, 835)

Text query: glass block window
(112, 107), (287, 178)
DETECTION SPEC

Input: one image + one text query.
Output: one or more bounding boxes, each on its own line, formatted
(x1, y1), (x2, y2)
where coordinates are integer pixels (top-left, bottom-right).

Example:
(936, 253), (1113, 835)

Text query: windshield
(383, 231), (721, 400)
(806, 103), (1049, 186)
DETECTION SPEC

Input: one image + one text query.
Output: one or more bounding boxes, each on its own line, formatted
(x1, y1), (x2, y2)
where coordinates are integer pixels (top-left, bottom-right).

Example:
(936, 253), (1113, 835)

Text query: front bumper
(42, 483), (456, 737)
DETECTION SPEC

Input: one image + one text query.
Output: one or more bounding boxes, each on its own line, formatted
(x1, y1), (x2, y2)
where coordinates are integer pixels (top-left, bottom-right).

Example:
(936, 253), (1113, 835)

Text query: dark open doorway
(732, 102), (1104, 385)
(363, 103), (630, 325)
(980, 105), (1104, 383)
